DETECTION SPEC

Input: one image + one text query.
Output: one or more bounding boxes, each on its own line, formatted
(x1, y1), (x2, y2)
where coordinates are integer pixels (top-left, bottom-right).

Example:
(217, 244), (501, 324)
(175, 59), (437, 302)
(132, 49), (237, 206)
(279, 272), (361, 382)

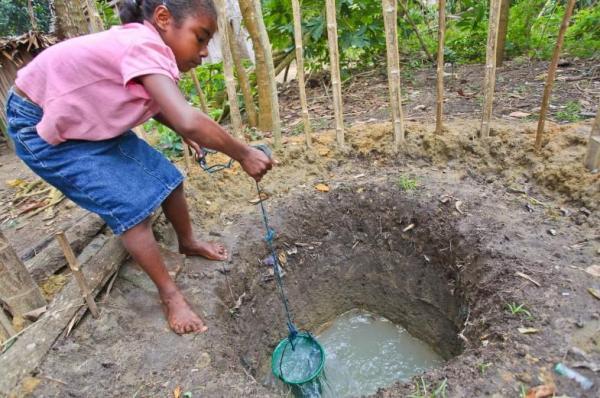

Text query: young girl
(4, 0), (273, 334)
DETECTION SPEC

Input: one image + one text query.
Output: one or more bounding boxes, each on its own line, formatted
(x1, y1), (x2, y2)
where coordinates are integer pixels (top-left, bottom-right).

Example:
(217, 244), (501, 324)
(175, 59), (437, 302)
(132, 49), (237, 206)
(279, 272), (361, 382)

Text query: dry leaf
(248, 191), (269, 204)
(6, 179), (26, 188)
(584, 265), (600, 278)
(455, 201), (464, 214)
(587, 288), (600, 300)
(173, 386), (182, 398)
(518, 327), (540, 334)
(315, 183), (330, 192)
(525, 384), (556, 398)
(509, 111), (531, 118)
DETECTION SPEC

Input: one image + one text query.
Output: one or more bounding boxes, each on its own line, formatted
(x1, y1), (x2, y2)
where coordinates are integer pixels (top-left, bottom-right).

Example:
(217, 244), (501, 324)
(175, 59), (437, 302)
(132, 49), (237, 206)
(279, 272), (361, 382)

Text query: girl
(4, 0), (273, 334)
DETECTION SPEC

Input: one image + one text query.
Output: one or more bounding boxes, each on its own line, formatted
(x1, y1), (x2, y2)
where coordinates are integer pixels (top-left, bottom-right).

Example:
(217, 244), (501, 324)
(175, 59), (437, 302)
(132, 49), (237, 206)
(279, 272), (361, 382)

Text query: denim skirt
(4, 88), (184, 235)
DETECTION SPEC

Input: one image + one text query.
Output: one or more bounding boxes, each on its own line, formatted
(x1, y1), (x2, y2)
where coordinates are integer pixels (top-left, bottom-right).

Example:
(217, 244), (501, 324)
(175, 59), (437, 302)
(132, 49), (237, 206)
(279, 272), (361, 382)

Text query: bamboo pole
(215, 0), (243, 138)
(325, 0), (345, 148)
(190, 71), (210, 114)
(0, 230), (47, 318)
(534, 0), (577, 151)
(291, 0), (312, 147)
(227, 21), (258, 128)
(496, 0), (510, 66)
(435, 0), (446, 135)
(382, 0), (405, 149)
(480, 0), (502, 138)
(55, 232), (99, 319)
(584, 102), (600, 171)
(182, 143), (192, 174)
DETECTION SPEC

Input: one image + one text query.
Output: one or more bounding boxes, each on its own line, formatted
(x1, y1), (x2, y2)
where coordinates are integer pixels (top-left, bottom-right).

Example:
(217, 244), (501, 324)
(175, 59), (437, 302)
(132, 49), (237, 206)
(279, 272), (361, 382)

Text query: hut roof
(0, 31), (56, 68)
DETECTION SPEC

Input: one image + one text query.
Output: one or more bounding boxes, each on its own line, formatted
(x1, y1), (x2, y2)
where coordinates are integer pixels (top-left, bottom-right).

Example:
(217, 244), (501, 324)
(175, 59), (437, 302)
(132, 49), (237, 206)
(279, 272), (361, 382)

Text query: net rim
(271, 332), (325, 385)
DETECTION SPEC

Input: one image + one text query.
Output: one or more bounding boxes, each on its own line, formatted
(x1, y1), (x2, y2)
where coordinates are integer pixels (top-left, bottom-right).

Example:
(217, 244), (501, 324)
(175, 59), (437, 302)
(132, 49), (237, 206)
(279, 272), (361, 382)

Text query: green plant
(144, 120), (183, 159)
(478, 362), (492, 374)
(398, 176), (418, 191)
(556, 100), (583, 123)
(409, 377), (448, 398)
(506, 303), (532, 318)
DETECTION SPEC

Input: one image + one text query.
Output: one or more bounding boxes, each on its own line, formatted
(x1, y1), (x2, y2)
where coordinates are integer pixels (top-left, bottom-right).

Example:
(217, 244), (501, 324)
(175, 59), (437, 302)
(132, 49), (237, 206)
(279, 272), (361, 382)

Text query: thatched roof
(0, 31), (56, 67)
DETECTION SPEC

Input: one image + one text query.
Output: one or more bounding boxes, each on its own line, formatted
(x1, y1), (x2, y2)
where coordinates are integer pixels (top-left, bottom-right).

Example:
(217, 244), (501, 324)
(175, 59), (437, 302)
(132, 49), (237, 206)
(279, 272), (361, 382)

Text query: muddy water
(315, 309), (444, 397)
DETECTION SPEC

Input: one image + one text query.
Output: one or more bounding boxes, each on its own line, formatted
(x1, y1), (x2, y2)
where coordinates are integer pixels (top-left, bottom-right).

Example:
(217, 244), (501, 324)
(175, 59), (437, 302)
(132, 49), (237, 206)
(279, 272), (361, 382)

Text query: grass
(398, 176), (419, 191)
(506, 303), (533, 319)
(555, 100), (583, 123)
(409, 377), (448, 398)
(478, 362), (492, 374)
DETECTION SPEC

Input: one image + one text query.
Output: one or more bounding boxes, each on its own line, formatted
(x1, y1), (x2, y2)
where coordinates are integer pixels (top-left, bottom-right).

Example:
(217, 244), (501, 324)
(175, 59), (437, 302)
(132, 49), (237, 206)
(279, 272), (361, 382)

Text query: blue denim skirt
(5, 88), (184, 235)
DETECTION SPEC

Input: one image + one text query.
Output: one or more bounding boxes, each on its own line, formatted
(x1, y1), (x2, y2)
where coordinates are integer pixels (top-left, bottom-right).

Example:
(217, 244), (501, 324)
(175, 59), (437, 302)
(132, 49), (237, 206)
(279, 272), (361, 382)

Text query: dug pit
(220, 182), (481, 395)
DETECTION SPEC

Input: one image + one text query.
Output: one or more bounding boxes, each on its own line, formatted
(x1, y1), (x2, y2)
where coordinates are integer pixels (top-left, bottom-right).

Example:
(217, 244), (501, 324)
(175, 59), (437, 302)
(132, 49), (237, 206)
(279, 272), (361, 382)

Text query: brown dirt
(1, 58), (599, 397)
(7, 116), (596, 397)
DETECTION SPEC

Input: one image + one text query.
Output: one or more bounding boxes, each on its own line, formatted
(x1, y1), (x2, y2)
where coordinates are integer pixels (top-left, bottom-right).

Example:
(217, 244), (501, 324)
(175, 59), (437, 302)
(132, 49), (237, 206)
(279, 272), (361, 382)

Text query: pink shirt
(15, 22), (180, 145)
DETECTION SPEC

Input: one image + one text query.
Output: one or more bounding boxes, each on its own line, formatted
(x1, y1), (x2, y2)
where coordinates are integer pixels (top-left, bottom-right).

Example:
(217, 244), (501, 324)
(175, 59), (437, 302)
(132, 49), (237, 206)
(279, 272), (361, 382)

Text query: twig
(515, 271), (541, 287)
(458, 307), (470, 344)
(37, 375), (67, 385)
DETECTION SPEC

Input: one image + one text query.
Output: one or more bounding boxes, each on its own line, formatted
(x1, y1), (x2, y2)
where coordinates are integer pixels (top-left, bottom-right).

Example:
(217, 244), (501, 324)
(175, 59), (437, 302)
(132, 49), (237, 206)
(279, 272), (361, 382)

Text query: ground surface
(1, 59), (599, 397)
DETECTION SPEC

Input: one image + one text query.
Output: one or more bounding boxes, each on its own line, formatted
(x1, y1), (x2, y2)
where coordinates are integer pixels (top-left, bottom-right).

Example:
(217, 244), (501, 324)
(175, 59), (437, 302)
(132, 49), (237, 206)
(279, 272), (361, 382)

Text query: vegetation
(398, 176), (419, 191)
(506, 302), (533, 319)
(409, 377), (448, 398)
(0, 0), (50, 35)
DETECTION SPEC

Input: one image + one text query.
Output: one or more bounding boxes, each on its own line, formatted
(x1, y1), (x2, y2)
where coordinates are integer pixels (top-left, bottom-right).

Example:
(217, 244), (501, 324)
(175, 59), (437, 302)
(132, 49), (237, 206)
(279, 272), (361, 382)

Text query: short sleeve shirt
(15, 22), (180, 145)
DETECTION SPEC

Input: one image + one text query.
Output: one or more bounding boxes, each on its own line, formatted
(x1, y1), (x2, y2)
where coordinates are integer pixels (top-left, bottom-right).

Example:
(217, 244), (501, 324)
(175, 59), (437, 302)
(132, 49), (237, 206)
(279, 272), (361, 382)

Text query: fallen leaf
(248, 191), (269, 204)
(403, 224), (415, 232)
(584, 265), (600, 278)
(173, 386), (181, 398)
(455, 201), (464, 214)
(518, 327), (540, 334)
(6, 179), (26, 188)
(509, 111), (531, 118)
(315, 183), (330, 192)
(526, 384), (556, 398)
(587, 288), (600, 300)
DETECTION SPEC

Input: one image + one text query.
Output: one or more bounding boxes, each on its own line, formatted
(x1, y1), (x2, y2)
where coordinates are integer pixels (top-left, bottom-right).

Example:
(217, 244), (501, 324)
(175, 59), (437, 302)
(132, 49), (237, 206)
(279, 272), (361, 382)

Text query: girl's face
(155, 7), (217, 72)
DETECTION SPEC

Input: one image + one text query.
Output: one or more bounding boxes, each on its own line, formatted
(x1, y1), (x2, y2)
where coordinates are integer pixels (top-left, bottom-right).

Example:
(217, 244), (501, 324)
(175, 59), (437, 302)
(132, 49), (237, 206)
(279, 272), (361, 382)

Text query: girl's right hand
(240, 146), (274, 182)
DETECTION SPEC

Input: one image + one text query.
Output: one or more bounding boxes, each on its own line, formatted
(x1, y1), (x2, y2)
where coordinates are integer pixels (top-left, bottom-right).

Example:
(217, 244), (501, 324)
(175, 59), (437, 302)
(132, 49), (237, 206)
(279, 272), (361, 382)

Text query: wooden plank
(0, 233), (128, 395)
(0, 230), (46, 318)
(26, 213), (105, 283)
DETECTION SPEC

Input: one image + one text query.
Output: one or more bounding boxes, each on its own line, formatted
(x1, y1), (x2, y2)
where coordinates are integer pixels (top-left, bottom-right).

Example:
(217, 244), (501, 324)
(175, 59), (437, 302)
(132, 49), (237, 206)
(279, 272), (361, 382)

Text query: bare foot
(160, 289), (208, 334)
(180, 240), (228, 261)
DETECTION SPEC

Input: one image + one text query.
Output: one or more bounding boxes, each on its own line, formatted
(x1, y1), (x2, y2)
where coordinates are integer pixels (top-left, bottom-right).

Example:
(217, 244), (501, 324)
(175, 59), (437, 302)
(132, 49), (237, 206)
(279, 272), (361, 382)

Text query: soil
(1, 58), (599, 397)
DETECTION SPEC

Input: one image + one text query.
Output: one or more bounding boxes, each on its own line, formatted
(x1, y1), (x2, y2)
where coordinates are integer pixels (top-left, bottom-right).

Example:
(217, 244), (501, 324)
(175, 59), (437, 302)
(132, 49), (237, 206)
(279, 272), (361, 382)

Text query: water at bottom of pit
(276, 309), (445, 398)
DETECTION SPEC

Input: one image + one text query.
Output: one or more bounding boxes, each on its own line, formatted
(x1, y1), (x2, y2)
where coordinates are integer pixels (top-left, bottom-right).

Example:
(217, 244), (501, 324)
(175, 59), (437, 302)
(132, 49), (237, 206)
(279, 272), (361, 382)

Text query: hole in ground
(220, 183), (479, 395)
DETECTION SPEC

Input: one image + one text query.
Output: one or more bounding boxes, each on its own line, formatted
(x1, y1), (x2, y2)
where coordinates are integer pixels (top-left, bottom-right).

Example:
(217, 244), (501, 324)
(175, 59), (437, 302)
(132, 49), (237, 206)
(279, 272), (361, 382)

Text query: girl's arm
(139, 74), (272, 181)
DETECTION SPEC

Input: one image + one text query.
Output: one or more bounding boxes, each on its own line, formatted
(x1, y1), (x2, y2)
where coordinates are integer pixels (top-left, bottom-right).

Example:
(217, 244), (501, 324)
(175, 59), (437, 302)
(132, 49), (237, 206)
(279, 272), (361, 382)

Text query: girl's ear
(153, 4), (172, 31)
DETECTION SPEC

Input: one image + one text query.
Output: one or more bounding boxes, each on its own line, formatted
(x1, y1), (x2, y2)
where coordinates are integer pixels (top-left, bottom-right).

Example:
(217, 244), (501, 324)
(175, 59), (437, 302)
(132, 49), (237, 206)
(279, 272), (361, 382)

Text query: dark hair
(119, 0), (217, 25)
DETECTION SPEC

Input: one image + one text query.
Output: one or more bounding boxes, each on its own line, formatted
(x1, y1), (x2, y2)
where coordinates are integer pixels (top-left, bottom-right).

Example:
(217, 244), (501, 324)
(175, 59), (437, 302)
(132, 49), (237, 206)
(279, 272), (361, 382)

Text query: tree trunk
(291, 0), (312, 147)
(238, 0), (282, 146)
(383, 0), (405, 149)
(534, 0), (576, 151)
(216, 0), (243, 137)
(496, 0), (510, 66)
(0, 230), (46, 318)
(227, 21), (258, 128)
(84, 0), (104, 32)
(27, 0), (38, 30)
(50, 0), (88, 39)
(435, 0), (446, 134)
(325, 0), (345, 148)
(480, 0), (502, 138)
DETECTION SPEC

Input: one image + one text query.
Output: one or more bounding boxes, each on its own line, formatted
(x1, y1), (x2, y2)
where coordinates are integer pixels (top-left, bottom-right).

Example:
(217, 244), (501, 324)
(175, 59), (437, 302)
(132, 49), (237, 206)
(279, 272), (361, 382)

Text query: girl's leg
(161, 184), (228, 260)
(121, 218), (207, 334)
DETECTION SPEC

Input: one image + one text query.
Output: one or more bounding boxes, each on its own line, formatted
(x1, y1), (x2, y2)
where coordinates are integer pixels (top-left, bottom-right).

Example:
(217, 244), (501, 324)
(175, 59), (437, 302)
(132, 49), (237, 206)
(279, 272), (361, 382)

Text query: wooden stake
(291, 0), (312, 147)
(534, 0), (577, 151)
(0, 230), (47, 318)
(496, 0), (510, 66)
(435, 0), (446, 135)
(215, 0), (243, 138)
(55, 232), (99, 319)
(480, 0), (502, 138)
(584, 103), (600, 171)
(189, 71), (210, 115)
(0, 309), (16, 337)
(182, 143), (192, 175)
(325, 0), (345, 148)
(382, 0), (405, 149)
(227, 21), (258, 128)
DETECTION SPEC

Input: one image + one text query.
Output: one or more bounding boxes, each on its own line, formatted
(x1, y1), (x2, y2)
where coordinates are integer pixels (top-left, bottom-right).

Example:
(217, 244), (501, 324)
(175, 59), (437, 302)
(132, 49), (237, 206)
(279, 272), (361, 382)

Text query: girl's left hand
(183, 137), (203, 161)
